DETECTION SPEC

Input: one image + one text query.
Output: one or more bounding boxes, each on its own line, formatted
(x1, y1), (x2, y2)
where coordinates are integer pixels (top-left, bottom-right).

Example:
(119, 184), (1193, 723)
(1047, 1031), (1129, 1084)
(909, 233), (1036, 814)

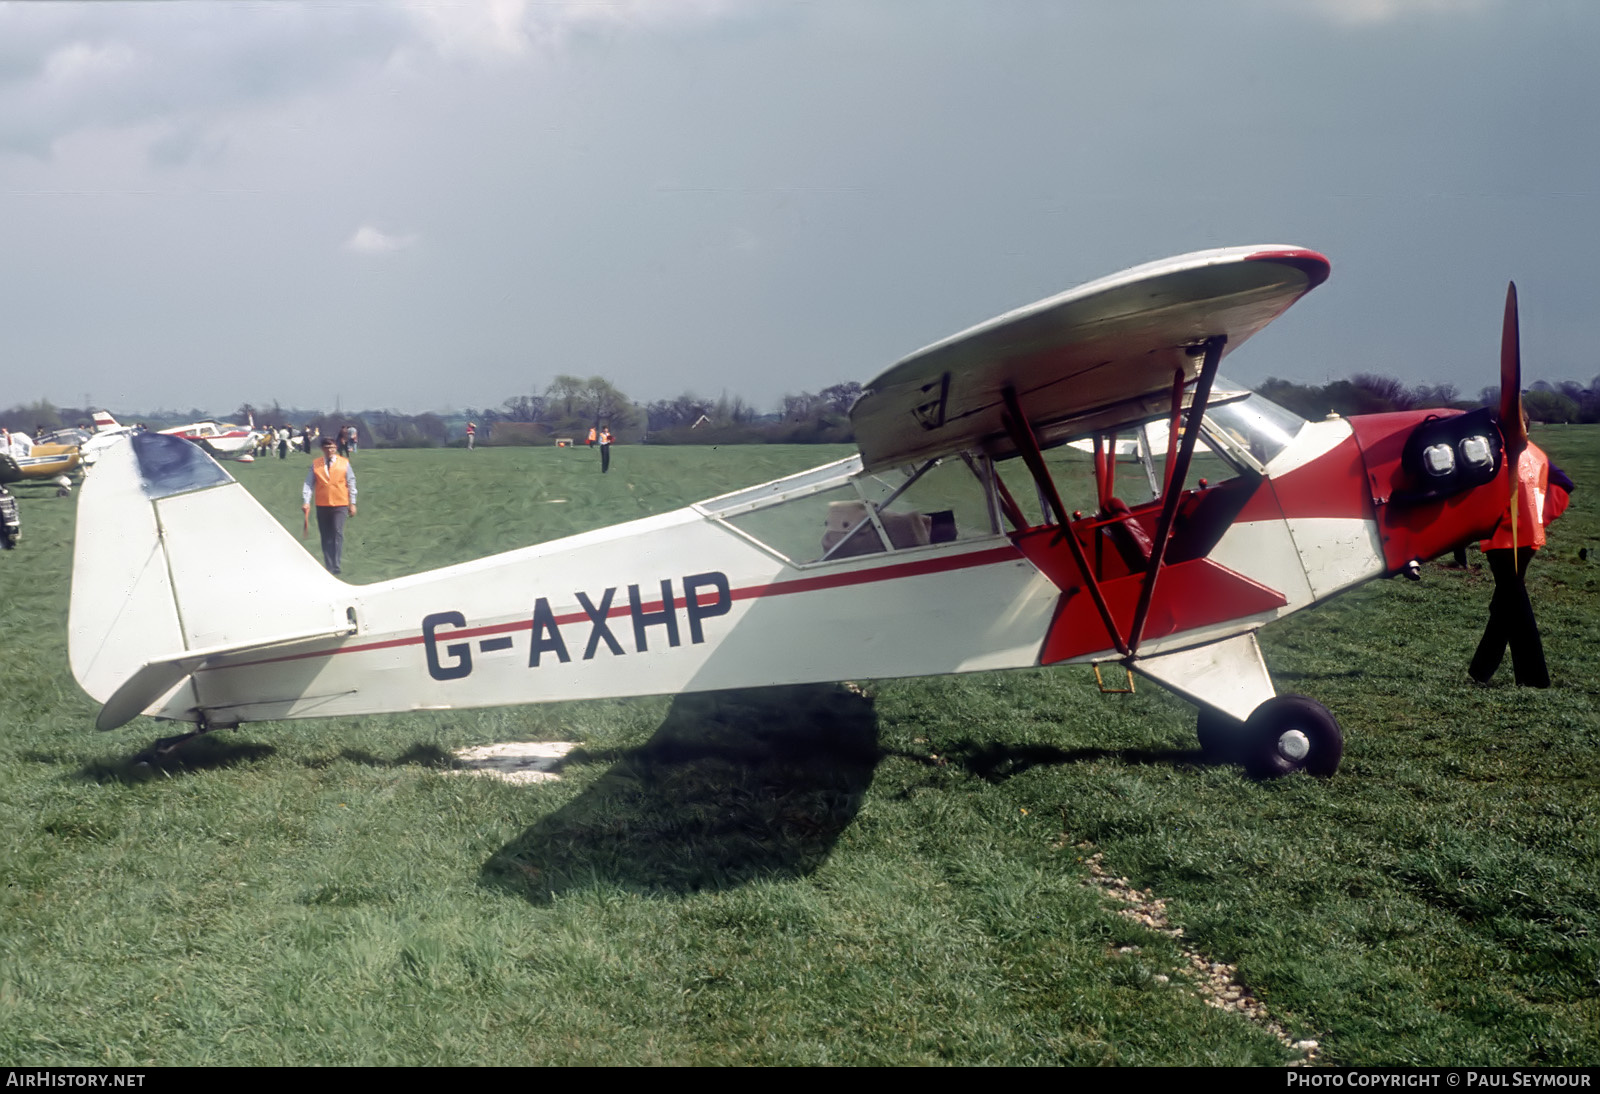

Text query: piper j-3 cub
(69, 245), (1525, 775)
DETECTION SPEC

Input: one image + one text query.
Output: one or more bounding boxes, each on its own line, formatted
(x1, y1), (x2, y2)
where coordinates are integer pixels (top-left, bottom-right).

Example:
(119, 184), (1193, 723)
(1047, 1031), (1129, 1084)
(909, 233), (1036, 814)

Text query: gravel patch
(1079, 843), (1320, 1063)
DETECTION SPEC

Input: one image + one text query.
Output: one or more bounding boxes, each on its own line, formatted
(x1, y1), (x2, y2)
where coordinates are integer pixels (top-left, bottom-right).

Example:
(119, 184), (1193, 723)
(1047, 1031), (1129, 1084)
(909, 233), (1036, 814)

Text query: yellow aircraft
(0, 429), (82, 485)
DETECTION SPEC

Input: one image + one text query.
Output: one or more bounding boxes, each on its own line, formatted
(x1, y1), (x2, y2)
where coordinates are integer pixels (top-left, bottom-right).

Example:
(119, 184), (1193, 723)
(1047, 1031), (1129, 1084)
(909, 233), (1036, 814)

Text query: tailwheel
(1243, 695), (1343, 779)
(132, 729), (205, 764)
(131, 717), (226, 764)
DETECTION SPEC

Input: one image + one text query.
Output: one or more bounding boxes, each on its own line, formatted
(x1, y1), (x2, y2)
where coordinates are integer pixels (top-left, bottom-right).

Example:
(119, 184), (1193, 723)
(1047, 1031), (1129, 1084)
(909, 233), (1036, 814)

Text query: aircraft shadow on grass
(321, 743), (458, 770)
(480, 683), (879, 905)
(66, 737), (460, 785)
(947, 738), (1214, 783)
(71, 735), (277, 783)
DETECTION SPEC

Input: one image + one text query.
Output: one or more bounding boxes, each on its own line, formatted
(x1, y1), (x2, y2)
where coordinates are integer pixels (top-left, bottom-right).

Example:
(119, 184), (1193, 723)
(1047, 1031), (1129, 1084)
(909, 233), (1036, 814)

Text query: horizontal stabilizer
(96, 624), (355, 731)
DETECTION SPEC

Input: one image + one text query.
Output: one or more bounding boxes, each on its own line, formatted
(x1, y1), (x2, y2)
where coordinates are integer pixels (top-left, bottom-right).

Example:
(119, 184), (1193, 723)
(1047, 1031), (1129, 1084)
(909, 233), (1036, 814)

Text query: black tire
(1243, 695), (1343, 779)
(1196, 707), (1246, 762)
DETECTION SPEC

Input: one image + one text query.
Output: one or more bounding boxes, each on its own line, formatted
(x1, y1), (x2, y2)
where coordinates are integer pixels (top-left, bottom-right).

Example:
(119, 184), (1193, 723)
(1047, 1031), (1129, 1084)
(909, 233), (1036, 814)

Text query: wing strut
(1001, 387), (1128, 655)
(1125, 336), (1226, 652)
(1001, 335), (1227, 661)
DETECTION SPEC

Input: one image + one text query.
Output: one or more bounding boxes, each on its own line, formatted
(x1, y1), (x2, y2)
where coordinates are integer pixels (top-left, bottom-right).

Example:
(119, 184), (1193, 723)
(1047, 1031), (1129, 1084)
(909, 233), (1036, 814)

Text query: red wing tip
(1244, 248), (1331, 289)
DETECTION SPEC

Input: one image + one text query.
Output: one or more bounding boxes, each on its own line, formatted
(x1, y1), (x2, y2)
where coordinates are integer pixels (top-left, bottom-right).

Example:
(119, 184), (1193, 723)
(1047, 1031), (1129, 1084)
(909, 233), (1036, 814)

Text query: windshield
(1202, 386), (1306, 470)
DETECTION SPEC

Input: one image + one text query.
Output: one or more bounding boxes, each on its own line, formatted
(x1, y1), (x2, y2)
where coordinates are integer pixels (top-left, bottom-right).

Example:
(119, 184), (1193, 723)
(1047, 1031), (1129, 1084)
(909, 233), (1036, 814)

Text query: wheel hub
(1276, 729), (1311, 762)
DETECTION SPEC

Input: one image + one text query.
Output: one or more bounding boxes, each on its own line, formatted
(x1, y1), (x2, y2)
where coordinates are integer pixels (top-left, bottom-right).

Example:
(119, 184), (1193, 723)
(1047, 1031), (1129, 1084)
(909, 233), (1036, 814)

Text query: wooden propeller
(1500, 282), (1525, 550)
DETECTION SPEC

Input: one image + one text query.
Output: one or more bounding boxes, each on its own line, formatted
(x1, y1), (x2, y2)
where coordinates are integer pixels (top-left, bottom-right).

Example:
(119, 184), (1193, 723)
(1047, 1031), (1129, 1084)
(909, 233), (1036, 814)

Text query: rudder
(69, 432), (348, 724)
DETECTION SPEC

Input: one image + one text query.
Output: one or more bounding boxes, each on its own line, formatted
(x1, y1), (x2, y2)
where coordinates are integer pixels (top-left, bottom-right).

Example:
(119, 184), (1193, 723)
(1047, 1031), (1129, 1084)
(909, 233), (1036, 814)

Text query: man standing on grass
(302, 436), (357, 575)
(599, 426), (613, 473)
(1469, 438), (1572, 689)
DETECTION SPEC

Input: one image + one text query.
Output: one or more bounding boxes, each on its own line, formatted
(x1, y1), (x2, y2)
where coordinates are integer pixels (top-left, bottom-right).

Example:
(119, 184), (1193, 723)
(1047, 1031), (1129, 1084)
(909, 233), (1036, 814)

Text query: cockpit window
(702, 455), (998, 566)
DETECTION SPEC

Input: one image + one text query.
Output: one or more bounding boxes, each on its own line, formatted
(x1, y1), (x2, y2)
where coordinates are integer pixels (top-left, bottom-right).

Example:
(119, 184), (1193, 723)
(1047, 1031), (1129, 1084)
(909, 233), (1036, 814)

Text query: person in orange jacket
(1468, 436), (1572, 688)
(598, 426), (613, 473)
(302, 435), (358, 575)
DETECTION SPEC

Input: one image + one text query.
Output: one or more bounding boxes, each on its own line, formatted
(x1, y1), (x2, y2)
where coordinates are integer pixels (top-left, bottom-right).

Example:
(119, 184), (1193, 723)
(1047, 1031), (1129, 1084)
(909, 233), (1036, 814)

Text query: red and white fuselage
(63, 246), (1514, 783)
(159, 420), (260, 460)
(69, 400), (1504, 733)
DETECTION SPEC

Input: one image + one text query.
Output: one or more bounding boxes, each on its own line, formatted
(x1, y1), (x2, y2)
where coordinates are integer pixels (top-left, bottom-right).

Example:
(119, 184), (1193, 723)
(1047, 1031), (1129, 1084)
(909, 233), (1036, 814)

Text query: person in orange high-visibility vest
(1469, 436), (1567, 688)
(586, 426), (597, 447)
(598, 426), (613, 473)
(302, 436), (357, 575)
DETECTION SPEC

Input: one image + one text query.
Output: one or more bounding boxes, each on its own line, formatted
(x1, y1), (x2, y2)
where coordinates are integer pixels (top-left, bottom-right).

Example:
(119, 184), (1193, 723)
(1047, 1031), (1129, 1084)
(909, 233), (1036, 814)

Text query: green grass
(0, 432), (1596, 1065)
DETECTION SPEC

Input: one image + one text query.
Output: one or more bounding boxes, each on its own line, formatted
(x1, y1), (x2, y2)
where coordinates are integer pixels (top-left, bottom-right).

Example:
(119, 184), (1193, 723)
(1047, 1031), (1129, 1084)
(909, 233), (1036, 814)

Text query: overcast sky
(1, 0), (1595, 418)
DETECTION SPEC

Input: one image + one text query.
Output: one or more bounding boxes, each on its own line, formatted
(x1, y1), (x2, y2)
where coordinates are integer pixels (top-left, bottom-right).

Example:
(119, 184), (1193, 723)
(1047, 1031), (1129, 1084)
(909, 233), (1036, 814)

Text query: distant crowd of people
(258, 423), (359, 460)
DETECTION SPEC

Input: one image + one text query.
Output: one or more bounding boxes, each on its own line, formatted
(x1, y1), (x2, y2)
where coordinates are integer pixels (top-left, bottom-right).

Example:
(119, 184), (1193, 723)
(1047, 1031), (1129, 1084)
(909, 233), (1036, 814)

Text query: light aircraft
(74, 412), (145, 468)
(67, 245), (1526, 776)
(0, 430), (82, 485)
(22, 415), (145, 473)
(159, 418), (261, 461)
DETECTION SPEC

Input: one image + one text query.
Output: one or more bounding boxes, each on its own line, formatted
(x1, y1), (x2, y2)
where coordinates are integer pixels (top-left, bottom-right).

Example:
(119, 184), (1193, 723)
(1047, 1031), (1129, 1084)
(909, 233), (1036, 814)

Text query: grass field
(1, 434), (1596, 1066)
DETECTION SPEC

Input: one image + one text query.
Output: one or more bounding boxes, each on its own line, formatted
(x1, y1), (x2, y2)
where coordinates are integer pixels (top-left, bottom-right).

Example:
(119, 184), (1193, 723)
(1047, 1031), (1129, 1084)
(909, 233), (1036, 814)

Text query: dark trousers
(600, 444), (611, 473)
(316, 505), (348, 575)
(1470, 547), (1548, 687)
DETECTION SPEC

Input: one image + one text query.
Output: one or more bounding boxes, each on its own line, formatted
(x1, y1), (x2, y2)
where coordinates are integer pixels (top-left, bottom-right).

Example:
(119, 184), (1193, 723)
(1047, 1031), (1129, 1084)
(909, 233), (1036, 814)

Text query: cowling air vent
(1397, 406), (1502, 502)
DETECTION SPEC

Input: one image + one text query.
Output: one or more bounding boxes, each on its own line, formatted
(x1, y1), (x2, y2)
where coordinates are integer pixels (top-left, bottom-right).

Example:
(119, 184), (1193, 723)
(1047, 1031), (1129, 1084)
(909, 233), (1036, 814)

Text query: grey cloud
(0, 3), (410, 161)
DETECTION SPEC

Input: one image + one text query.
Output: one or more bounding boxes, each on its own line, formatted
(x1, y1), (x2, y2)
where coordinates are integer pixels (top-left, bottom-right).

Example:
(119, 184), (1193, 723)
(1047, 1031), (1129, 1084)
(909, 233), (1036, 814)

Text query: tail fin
(69, 432), (351, 728)
(91, 410), (121, 432)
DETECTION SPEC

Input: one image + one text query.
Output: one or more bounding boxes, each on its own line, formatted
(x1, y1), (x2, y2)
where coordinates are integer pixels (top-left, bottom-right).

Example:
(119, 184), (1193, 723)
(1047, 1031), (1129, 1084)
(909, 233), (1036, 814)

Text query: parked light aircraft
(0, 430), (82, 485)
(68, 246), (1526, 775)
(76, 412), (144, 468)
(159, 418), (260, 461)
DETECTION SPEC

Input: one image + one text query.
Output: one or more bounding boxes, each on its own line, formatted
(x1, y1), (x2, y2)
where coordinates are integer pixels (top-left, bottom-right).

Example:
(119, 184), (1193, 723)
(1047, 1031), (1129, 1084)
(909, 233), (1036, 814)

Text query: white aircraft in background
(159, 418), (261, 461)
(67, 246), (1525, 777)
(70, 412), (145, 468)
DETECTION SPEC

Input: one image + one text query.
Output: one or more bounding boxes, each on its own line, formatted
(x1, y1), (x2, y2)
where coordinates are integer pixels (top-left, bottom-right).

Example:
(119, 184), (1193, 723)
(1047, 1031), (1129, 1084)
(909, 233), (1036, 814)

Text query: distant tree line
(1255, 374), (1600, 424)
(462, 377), (863, 446)
(10, 371), (1599, 451)
(641, 382), (862, 445)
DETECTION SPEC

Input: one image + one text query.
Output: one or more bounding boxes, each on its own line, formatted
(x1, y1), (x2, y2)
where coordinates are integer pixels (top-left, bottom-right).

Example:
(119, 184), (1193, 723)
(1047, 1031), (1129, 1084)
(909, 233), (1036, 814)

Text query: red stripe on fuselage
(204, 543), (1024, 671)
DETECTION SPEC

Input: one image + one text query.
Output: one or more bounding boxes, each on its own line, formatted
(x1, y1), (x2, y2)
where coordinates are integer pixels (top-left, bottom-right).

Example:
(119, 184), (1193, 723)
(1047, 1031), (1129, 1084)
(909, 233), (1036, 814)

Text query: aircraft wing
(849, 245), (1329, 470)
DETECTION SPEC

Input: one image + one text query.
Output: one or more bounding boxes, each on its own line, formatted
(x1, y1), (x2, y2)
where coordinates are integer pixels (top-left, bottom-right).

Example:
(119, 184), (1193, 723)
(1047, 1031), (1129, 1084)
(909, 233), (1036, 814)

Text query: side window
(851, 458), (997, 551)
(724, 484), (866, 564)
(720, 457), (999, 565)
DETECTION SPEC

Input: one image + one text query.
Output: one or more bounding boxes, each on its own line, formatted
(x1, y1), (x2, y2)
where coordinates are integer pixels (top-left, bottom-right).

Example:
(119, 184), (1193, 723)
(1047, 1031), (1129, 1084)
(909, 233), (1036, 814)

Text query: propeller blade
(1499, 281), (1526, 553)
(1500, 281), (1526, 454)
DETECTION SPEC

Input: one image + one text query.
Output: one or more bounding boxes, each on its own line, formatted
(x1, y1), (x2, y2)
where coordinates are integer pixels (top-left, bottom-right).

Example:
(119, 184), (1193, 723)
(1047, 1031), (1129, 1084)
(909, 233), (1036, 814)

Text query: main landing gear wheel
(1243, 695), (1343, 779)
